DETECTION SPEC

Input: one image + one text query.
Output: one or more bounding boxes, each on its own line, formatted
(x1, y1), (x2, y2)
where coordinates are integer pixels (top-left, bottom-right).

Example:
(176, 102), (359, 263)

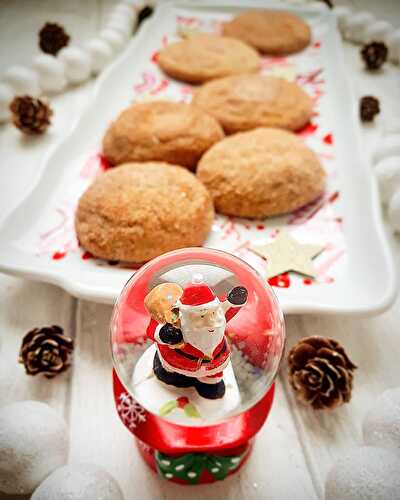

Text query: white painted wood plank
(2, 0), (400, 499)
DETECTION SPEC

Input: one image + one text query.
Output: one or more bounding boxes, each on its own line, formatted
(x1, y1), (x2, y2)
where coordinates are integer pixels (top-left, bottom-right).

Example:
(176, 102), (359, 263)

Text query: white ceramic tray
(0, 1), (396, 314)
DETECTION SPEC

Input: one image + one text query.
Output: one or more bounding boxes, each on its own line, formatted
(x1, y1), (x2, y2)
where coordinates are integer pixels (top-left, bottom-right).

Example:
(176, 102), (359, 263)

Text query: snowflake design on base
(117, 392), (146, 430)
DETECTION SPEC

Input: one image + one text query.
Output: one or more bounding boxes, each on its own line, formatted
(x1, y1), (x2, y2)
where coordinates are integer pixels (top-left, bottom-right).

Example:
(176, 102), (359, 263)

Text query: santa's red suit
(146, 280), (244, 383)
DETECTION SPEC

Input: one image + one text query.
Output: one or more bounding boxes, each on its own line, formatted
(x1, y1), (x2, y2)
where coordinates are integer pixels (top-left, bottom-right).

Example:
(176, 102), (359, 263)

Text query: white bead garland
(388, 191), (400, 232)
(86, 38), (114, 74)
(374, 156), (400, 205)
(3, 66), (41, 97)
(386, 29), (400, 63)
(373, 133), (400, 232)
(333, 4), (400, 67)
(58, 46), (92, 84)
(344, 12), (375, 43)
(33, 54), (67, 93)
(0, 83), (13, 122)
(374, 135), (400, 164)
(0, 1), (153, 125)
(100, 28), (126, 52)
(363, 20), (393, 45)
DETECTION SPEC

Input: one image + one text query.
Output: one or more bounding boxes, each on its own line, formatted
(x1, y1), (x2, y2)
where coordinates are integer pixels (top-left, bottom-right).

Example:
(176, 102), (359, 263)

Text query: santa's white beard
(181, 320), (226, 358)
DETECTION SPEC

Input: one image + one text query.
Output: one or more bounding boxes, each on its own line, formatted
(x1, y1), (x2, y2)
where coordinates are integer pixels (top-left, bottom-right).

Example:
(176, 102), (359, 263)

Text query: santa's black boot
(195, 380), (226, 399)
(153, 352), (196, 389)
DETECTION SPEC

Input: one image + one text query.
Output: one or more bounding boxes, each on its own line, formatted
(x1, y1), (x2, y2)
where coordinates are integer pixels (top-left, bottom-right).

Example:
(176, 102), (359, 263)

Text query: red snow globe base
(111, 248), (285, 485)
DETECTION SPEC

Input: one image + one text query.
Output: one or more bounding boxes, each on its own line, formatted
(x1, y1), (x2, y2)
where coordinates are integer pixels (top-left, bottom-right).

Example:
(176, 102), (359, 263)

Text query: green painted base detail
(155, 449), (246, 484)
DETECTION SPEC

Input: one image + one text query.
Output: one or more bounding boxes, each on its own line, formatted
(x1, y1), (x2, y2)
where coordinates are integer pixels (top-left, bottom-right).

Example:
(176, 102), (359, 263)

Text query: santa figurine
(144, 274), (248, 400)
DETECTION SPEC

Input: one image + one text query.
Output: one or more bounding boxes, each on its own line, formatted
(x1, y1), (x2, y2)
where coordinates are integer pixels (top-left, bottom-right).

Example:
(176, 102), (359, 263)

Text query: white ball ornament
(33, 54), (67, 93)
(374, 157), (400, 204)
(123, 0), (146, 10)
(86, 39), (114, 74)
(112, 3), (137, 26)
(100, 28), (126, 52)
(325, 446), (400, 500)
(31, 463), (124, 500)
(0, 401), (68, 495)
(333, 6), (352, 35)
(374, 135), (400, 163)
(58, 47), (92, 85)
(363, 21), (394, 44)
(3, 65), (41, 97)
(388, 190), (400, 233)
(345, 12), (375, 44)
(386, 29), (400, 64)
(363, 387), (400, 451)
(107, 16), (133, 39)
(0, 83), (13, 123)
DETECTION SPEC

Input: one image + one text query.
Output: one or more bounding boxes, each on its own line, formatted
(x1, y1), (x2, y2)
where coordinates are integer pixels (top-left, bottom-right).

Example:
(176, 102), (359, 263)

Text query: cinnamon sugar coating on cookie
(158, 33), (261, 84)
(192, 74), (313, 134)
(75, 162), (214, 262)
(102, 101), (224, 169)
(222, 10), (311, 55)
(197, 128), (325, 219)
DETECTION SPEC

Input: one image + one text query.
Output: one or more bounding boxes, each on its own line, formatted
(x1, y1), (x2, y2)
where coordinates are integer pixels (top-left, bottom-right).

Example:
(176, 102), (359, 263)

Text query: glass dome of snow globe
(110, 247), (285, 483)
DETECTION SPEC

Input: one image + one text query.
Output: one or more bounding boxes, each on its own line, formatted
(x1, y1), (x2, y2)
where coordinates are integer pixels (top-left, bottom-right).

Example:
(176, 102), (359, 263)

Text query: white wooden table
(1, 1), (399, 499)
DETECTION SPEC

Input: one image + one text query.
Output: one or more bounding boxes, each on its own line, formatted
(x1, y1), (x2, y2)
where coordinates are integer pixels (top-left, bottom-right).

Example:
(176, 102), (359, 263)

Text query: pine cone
(288, 336), (357, 410)
(137, 6), (154, 26)
(19, 325), (74, 378)
(360, 96), (380, 122)
(10, 96), (53, 135)
(361, 41), (388, 70)
(319, 0), (333, 8)
(39, 22), (70, 55)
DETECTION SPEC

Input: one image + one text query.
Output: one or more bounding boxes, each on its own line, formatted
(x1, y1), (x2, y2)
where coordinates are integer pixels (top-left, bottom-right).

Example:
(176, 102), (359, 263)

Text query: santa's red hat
(178, 275), (219, 310)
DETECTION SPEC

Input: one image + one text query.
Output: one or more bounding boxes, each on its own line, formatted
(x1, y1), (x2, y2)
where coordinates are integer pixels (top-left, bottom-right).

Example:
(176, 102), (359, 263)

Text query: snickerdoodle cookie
(157, 34), (261, 84)
(102, 101), (224, 169)
(197, 128), (325, 219)
(75, 162), (214, 262)
(192, 74), (312, 134)
(222, 10), (311, 55)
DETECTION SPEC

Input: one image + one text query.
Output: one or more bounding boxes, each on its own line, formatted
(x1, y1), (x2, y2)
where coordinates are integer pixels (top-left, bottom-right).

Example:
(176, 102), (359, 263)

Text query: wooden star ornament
(250, 230), (325, 279)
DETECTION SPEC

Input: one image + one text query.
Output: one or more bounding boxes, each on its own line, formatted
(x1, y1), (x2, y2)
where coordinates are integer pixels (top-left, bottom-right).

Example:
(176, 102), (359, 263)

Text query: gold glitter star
(250, 230), (324, 279)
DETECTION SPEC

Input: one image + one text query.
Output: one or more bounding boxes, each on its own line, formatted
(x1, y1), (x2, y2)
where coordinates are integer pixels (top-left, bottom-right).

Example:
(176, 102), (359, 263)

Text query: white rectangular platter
(0, 0), (396, 314)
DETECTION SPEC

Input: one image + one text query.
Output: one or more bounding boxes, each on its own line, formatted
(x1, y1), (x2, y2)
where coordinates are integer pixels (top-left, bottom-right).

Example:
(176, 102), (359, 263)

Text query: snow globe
(111, 247), (285, 484)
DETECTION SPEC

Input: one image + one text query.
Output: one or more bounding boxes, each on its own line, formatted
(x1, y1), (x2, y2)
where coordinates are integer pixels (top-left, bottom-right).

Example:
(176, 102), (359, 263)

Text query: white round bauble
(325, 446), (400, 500)
(58, 47), (92, 85)
(333, 6), (352, 35)
(386, 29), (400, 64)
(363, 387), (400, 451)
(0, 83), (13, 123)
(0, 401), (68, 495)
(107, 17), (133, 39)
(111, 3), (137, 26)
(33, 54), (67, 93)
(345, 12), (375, 44)
(31, 463), (124, 500)
(388, 190), (400, 232)
(363, 20), (394, 44)
(86, 38), (114, 74)
(100, 28), (126, 52)
(374, 157), (400, 204)
(3, 65), (41, 96)
(374, 135), (400, 163)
